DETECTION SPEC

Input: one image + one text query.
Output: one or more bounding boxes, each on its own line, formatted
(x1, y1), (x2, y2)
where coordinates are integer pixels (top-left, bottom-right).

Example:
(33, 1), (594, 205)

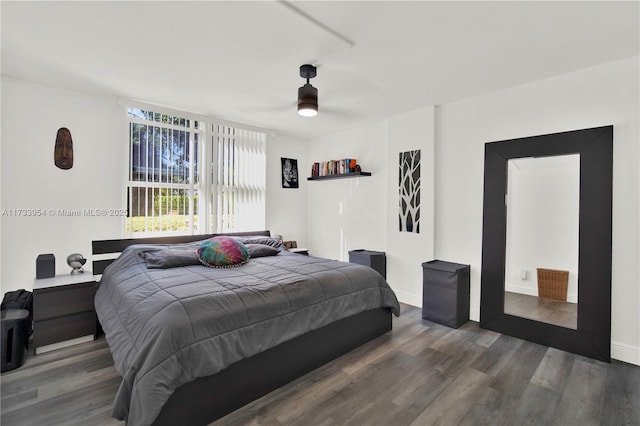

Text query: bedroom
(1, 1), (639, 425)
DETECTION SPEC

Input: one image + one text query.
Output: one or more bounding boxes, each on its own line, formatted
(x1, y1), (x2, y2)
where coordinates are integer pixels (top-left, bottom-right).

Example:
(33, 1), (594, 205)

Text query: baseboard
(505, 283), (537, 297)
(611, 340), (640, 366)
(505, 283), (577, 304)
(36, 334), (94, 355)
(470, 307), (480, 322)
(394, 290), (421, 308)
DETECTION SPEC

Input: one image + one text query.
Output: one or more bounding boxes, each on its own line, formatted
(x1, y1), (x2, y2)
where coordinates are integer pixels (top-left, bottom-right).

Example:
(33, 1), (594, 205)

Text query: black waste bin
(1, 309), (30, 372)
(349, 250), (386, 279)
(422, 260), (470, 328)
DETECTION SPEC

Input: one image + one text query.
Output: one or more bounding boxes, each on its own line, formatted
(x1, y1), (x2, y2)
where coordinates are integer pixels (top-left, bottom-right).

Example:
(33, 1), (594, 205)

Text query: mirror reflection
(504, 154), (580, 329)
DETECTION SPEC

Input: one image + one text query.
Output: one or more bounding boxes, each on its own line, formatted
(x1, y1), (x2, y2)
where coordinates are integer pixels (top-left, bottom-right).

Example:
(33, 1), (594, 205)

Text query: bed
(92, 231), (400, 425)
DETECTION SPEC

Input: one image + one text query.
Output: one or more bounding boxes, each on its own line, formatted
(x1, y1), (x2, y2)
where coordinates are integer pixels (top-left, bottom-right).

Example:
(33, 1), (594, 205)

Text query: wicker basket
(536, 268), (569, 302)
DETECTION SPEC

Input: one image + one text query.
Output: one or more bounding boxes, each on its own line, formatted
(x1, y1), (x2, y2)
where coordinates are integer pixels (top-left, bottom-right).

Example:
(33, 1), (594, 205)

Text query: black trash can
(349, 250), (386, 279)
(422, 260), (470, 328)
(1, 309), (30, 372)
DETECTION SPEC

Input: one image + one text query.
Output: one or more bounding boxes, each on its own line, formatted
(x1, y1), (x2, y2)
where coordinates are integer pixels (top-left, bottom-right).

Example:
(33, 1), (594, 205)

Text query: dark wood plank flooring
(1, 304), (637, 425)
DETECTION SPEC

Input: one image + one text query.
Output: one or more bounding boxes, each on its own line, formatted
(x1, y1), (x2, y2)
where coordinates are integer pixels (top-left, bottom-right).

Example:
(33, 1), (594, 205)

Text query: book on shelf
(310, 158), (359, 178)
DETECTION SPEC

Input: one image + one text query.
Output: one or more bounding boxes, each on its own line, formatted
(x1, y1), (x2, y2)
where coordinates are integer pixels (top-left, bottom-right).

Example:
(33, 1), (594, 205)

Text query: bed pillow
(198, 236), (249, 268)
(139, 243), (201, 269)
(245, 243), (280, 258)
(233, 236), (287, 251)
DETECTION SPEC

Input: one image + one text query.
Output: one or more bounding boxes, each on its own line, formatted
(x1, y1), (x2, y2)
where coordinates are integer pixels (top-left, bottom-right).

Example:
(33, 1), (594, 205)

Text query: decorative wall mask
(399, 150), (420, 233)
(54, 127), (73, 169)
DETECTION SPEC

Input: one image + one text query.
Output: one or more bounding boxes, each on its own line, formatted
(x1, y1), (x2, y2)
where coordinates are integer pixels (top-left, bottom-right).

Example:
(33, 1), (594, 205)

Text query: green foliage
(153, 194), (198, 215)
(126, 215), (199, 233)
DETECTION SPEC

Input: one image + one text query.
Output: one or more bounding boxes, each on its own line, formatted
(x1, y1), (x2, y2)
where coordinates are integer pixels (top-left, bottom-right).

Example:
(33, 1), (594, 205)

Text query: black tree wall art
(399, 150), (420, 233)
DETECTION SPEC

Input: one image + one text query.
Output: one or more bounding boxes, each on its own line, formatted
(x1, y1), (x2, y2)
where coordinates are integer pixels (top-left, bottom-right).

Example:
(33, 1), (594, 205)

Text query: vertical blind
(125, 106), (266, 236)
(211, 124), (266, 233)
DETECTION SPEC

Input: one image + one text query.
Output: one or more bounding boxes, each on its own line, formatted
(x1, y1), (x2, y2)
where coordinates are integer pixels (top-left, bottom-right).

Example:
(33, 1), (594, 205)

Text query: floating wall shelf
(307, 172), (372, 181)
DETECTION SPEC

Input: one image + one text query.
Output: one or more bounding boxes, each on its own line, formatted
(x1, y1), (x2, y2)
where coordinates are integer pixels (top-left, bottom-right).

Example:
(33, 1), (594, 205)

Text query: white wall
(386, 107), (435, 306)
(1, 76), (125, 293)
(1, 77), (309, 294)
(265, 133), (308, 247)
(306, 107), (435, 307)
(435, 56), (639, 364)
(307, 121), (388, 261)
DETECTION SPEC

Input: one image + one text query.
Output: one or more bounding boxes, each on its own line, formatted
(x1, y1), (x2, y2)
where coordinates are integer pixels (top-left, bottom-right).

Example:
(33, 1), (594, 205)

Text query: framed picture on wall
(281, 157), (299, 188)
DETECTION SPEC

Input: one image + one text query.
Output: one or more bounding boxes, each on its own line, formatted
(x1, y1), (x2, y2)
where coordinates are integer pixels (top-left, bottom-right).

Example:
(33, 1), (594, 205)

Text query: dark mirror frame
(480, 125), (612, 362)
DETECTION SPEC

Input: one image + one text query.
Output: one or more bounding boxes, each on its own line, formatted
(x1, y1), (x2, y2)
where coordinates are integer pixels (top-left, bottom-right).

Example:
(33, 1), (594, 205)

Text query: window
(126, 106), (266, 236)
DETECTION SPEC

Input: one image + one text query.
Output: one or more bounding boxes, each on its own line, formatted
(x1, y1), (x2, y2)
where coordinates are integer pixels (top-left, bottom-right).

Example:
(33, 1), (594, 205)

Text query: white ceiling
(2, 1), (638, 139)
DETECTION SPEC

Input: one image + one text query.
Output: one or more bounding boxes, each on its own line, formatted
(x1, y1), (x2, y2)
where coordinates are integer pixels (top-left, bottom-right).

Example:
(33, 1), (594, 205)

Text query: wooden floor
(1, 304), (638, 426)
(504, 291), (578, 329)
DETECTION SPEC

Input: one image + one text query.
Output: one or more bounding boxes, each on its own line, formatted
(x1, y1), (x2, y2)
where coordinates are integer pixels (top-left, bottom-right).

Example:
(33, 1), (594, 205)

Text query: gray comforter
(94, 240), (400, 425)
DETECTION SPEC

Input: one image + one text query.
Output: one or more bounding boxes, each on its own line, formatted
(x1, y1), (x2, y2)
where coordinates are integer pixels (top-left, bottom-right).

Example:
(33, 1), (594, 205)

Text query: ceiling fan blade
(238, 100), (296, 114)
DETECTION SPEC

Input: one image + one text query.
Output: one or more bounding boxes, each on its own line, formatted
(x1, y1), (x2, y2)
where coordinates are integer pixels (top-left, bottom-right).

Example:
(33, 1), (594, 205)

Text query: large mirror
(504, 154), (579, 329)
(480, 126), (612, 362)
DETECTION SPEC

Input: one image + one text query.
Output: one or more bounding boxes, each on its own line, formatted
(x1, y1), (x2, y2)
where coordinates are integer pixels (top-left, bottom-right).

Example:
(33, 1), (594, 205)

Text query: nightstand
(32, 273), (97, 354)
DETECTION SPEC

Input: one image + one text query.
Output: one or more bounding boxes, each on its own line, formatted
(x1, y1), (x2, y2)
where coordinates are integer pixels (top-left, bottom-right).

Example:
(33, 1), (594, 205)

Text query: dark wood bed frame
(92, 231), (393, 425)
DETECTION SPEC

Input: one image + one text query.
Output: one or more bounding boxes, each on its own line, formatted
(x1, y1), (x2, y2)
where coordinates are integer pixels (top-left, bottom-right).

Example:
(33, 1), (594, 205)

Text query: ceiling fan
(237, 63), (362, 121)
(236, 2), (364, 119)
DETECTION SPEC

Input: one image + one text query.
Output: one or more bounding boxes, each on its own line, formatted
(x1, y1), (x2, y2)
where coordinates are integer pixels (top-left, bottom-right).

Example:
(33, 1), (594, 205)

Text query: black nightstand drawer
(34, 311), (96, 348)
(33, 274), (98, 353)
(33, 282), (96, 321)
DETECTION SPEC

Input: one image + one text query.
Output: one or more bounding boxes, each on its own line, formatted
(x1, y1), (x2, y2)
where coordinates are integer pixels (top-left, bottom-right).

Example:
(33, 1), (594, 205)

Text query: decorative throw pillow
(197, 237), (249, 268)
(245, 243), (281, 258)
(139, 244), (201, 269)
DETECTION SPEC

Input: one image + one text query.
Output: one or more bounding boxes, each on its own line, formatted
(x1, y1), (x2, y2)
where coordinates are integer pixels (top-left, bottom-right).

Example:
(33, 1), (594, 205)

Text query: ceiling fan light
(298, 107), (318, 117)
(297, 82), (318, 117)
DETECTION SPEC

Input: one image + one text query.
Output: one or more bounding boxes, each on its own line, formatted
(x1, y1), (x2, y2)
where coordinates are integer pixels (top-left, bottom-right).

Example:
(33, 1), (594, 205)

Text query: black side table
(349, 250), (386, 279)
(422, 260), (470, 328)
(1, 309), (30, 372)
